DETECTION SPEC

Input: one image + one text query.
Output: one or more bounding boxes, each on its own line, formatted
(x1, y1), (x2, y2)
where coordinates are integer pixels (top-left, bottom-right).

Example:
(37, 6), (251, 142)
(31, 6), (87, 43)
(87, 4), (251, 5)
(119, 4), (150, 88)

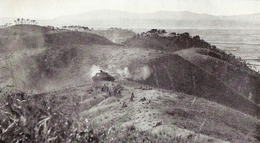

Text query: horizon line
(1, 9), (259, 20)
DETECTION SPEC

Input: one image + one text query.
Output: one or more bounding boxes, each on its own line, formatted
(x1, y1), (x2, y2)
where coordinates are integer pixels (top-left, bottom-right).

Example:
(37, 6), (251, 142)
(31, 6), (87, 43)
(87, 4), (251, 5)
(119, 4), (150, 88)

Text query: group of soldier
(100, 83), (122, 96)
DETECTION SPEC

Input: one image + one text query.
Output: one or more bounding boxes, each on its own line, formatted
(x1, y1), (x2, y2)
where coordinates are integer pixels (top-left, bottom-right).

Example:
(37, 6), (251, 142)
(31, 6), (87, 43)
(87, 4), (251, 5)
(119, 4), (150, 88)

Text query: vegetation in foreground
(0, 87), (192, 143)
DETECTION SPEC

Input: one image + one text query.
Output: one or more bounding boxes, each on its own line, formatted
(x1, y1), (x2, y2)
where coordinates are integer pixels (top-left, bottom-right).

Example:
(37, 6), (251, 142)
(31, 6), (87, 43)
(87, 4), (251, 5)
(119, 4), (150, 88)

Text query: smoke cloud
(133, 65), (152, 80)
(88, 64), (152, 81)
(116, 67), (131, 79)
(89, 65), (102, 78)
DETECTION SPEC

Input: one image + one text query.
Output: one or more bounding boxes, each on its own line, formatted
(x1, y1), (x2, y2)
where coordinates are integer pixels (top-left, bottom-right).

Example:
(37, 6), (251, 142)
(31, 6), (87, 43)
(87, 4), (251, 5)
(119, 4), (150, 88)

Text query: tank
(92, 70), (115, 82)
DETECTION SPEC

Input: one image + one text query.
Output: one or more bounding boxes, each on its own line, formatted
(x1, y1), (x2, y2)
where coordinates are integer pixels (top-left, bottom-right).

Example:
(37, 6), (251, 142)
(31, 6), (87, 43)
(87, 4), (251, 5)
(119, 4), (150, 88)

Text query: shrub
(0, 89), (82, 142)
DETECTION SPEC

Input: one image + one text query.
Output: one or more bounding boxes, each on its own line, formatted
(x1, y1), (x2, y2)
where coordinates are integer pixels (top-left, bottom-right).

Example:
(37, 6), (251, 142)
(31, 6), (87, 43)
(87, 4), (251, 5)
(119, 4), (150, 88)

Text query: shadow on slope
(137, 53), (260, 117)
(176, 48), (260, 104)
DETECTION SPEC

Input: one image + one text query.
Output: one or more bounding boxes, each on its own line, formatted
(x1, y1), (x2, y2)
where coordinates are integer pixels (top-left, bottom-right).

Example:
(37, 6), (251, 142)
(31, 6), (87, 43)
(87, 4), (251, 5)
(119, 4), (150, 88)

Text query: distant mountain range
(1, 10), (260, 29)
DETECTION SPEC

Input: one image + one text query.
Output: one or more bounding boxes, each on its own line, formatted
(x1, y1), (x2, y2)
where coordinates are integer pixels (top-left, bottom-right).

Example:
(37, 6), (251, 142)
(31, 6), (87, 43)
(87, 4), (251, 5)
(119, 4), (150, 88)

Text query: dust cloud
(133, 65), (152, 80)
(89, 65), (102, 78)
(89, 64), (152, 81)
(116, 67), (131, 79)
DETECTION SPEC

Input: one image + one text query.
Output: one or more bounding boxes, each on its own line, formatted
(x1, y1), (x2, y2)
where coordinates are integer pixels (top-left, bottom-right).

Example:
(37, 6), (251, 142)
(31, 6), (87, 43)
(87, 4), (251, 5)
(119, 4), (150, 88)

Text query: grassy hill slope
(176, 48), (260, 103)
(1, 79), (259, 142)
(1, 26), (259, 116)
(1, 25), (260, 142)
(141, 53), (260, 116)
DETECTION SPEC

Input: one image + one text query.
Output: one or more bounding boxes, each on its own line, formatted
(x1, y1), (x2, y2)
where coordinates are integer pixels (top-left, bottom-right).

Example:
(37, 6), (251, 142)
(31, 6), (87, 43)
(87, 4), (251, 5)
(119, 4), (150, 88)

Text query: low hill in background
(0, 25), (115, 51)
(124, 30), (211, 51)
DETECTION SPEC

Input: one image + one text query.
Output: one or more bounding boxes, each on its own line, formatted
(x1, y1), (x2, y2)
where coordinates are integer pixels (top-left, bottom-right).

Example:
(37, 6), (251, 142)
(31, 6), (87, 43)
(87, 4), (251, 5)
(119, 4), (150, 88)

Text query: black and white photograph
(0, 0), (260, 142)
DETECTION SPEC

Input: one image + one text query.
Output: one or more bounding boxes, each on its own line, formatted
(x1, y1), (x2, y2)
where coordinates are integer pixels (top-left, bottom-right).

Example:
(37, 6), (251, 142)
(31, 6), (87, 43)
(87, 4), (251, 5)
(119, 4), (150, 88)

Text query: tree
(193, 35), (200, 41)
(17, 18), (20, 24)
(149, 29), (158, 34)
(183, 32), (190, 38)
(31, 20), (36, 24)
(170, 32), (176, 36)
(211, 45), (217, 50)
(161, 29), (166, 34)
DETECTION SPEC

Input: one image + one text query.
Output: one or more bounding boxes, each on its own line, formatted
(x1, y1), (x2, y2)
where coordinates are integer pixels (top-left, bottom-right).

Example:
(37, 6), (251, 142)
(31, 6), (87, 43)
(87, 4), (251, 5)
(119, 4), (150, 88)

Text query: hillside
(0, 25), (260, 142)
(0, 25), (115, 51)
(124, 30), (211, 51)
(123, 30), (260, 115)
(0, 25), (116, 91)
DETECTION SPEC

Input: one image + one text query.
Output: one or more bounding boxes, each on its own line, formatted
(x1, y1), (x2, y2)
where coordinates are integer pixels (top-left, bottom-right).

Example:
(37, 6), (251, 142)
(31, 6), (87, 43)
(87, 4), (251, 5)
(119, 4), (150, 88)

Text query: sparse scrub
(0, 88), (191, 143)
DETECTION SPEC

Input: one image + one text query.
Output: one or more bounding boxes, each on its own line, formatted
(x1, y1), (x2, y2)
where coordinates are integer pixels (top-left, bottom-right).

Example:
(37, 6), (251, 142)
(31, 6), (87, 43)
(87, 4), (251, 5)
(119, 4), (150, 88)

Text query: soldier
(140, 97), (146, 101)
(130, 92), (134, 101)
(116, 89), (121, 96)
(101, 84), (107, 92)
(122, 102), (127, 108)
(108, 88), (112, 96)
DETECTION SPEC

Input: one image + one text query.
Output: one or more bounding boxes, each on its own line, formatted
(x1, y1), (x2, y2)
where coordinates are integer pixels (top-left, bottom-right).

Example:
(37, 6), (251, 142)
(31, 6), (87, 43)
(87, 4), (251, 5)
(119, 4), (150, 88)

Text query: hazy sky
(1, 0), (260, 19)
